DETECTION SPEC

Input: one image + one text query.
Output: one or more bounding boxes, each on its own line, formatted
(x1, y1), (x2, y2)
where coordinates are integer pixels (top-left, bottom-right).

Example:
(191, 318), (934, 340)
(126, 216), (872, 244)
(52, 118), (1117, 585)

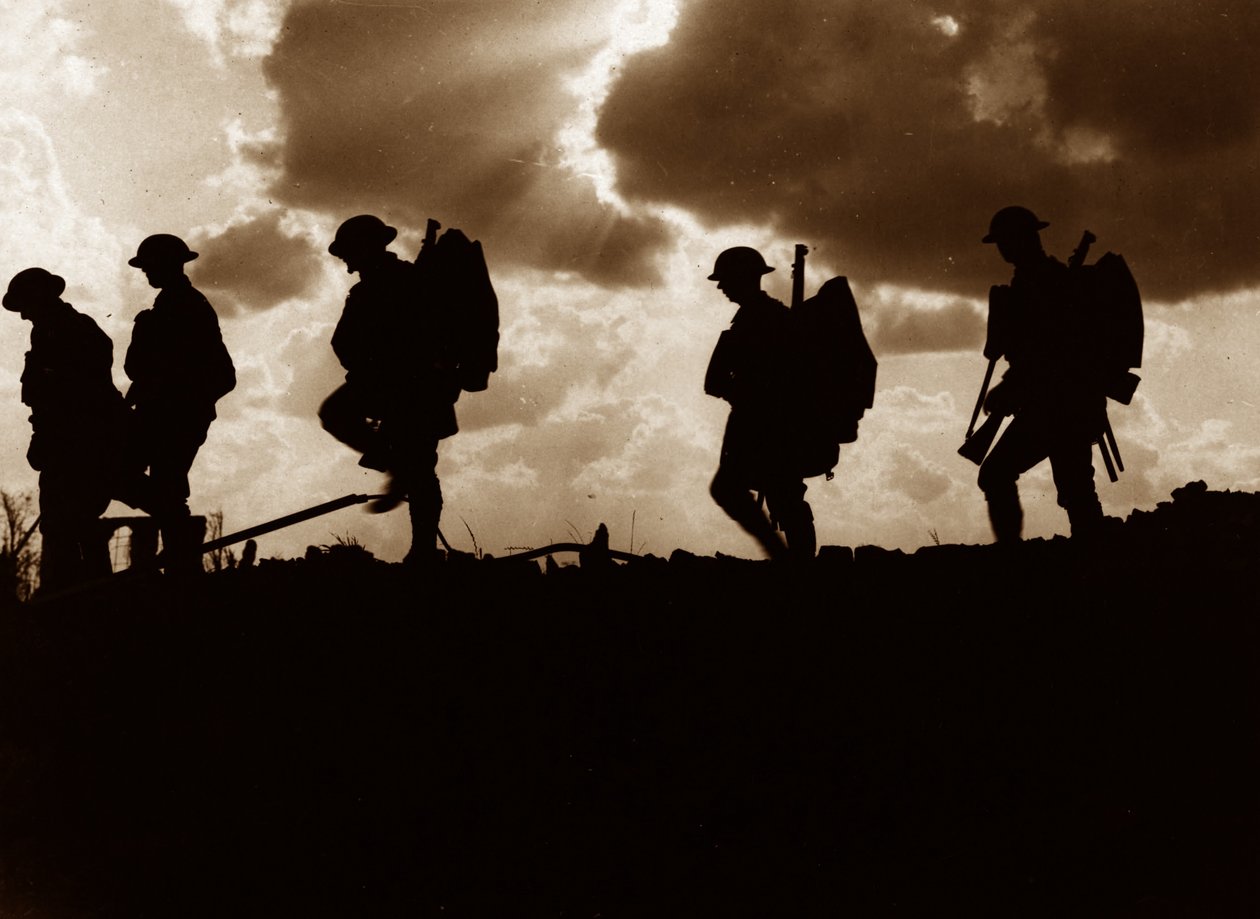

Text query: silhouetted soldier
(704, 247), (815, 560)
(975, 206), (1106, 543)
(125, 234), (236, 571)
(4, 268), (129, 591)
(320, 215), (459, 565)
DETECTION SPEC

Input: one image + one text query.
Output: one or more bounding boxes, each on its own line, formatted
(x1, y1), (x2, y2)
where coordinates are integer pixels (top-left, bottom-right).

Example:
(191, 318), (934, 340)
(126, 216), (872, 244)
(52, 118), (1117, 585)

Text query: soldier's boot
(733, 507), (790, 561)
(711, 474), (789, 560)
(403, 474), (443, 568)
(160, 515), (205, 577)
(81, 520), (114, 580)
(367, 471), (408, 514)
(984, 486), (1023, 545)
(779, 503), (817, 561)
(127, 518), (161, 571)
(1066, 499), (1107, 544)
(36, 529), (78, 596)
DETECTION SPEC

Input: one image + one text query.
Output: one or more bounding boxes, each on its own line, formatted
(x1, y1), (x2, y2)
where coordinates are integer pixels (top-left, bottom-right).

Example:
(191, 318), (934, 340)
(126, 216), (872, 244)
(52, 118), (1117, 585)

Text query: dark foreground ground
(1, 482), (1258, 918)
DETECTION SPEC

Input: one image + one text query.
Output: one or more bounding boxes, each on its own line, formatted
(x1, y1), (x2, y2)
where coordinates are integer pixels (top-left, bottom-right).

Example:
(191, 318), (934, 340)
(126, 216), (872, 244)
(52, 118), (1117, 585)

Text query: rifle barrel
(966, 359), (997, 440)
(791, 244), (807, 309)
(199, 494), (382, 555)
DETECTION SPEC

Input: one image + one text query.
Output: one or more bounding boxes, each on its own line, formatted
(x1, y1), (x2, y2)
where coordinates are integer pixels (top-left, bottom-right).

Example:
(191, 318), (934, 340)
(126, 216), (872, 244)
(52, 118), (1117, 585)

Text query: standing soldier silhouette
(125, 234), (236, 572)
(973, 206), (1106, 543)
(704, 247), (815, 561)
(320, 215), (460, 566)
(4, 268), (132, 591)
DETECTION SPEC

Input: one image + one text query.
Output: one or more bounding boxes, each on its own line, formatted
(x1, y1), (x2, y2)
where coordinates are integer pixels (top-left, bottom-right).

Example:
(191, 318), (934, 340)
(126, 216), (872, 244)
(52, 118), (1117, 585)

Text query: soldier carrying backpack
(320, 214), (497, 566)
(703, 246), (875, 561)
(961, 205), (1143, 544)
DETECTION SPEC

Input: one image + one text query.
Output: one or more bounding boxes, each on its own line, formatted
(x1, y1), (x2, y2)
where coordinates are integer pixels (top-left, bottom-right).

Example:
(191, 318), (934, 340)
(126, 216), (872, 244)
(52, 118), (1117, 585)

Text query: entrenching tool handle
(1105, 421), (1123, 473)
(1097, 434), (1118, 483)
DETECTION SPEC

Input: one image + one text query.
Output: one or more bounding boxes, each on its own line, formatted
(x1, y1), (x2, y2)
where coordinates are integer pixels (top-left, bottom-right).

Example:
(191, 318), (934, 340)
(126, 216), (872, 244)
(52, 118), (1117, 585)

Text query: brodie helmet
(707, 246), (775, 281)
(328, 215), (398, 258)
(4, 267), (66, 312)
(129, 234), (199, 268)
(982, 206), (1049, 244)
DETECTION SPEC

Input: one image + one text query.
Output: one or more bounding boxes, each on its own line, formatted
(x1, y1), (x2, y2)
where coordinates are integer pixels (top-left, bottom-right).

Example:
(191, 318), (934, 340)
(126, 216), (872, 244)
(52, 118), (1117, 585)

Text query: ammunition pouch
(1104, 370), (1141, 405)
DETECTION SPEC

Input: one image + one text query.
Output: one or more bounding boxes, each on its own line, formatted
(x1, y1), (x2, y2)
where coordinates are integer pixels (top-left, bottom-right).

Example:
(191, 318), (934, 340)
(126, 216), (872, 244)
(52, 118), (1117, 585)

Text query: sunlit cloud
(164, 0), (286, 65)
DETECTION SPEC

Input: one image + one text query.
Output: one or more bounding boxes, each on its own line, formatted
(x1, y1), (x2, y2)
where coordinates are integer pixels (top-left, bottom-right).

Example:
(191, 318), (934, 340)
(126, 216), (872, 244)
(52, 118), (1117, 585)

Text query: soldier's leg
(146, 416), (211, 574)
(79, 511), (114, 580)
(710, 464), (788, 560)
(319, 383), (387, 467)
(37, 469), (111, 592)
(37, 470), (80, 593)
(977, 416), (1050, 544)
(766, 478), (815, 560)
(399, 434), (441, 565)
(1049, 439), (1103, 538)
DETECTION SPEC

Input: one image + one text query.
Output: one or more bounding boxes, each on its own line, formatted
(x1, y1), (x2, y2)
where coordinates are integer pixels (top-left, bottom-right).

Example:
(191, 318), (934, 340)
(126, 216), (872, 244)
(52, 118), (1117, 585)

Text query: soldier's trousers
(37, 467), (112, 593)
(319, 384), (383, 464)
(132, 407), (212, 516)
(711, 464), (815, 560)
(129, 406), (214, 574)
(977, 413), (1103, 543)
(320, 383), (443, 561)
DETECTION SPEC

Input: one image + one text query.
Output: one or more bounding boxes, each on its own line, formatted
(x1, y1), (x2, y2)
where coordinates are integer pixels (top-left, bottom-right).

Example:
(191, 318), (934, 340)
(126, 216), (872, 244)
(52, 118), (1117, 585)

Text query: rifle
(791, 243), (807, 309)
(958, 407), (1003, 465)
(415, 218), (441, 267)
(956, 283), (1013, 465)
(958, 230), (1097, 466)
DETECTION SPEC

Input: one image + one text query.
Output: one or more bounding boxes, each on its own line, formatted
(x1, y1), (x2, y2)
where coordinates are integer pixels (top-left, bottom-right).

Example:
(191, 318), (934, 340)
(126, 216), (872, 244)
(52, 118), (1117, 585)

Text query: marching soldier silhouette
(125, 234), (236, 572)
(704, 247), (816, 561)
(4, 268), (133, 591)
(320, 215), (462, 566)
(968, 206), (1109, 543)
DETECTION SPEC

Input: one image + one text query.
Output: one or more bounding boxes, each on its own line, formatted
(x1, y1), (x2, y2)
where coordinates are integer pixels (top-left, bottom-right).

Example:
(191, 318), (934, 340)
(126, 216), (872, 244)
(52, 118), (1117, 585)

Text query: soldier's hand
(983, 380), (1016, 417)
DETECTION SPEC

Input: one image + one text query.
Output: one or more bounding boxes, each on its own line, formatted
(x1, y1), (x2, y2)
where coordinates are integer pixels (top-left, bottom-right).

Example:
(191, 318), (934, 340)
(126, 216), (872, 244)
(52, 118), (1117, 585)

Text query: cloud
(0, 109), (128, 343)
(163, 0), (284, 64)
(599, 0), (1260, 301)
(866, 287), (984, 355)
(440, 392), (717, 555)
(886, 445), (953, 504)
(0, 2), (109, 97)
(189, 211), (323, 315)
(869, 384), (959, 435)
(260, 0), (670, 286)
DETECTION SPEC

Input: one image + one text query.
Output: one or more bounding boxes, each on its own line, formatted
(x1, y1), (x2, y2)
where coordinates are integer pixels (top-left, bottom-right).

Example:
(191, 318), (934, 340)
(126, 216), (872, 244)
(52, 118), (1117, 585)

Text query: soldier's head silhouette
(983, 206), (1049, 267)
(4, 267), (66, 318)
(129, 234), (198, 289)
(329, 215), (397, 275)
(708, 246), (774, 305)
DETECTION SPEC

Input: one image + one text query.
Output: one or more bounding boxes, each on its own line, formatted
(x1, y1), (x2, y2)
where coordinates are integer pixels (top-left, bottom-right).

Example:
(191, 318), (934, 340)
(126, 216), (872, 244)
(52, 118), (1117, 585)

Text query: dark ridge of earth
(1, 481), (1257, 918)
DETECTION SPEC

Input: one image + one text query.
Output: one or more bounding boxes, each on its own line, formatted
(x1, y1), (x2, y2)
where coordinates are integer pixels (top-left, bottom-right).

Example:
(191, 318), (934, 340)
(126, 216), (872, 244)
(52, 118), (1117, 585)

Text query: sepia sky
(2, 0), (1258, 563)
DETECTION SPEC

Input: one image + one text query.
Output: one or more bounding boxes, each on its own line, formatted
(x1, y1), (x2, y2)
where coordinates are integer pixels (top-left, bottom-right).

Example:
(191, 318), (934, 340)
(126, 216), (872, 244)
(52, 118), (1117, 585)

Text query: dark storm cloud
(262, 1), (668, 286)
(599, 0), (1260, 301)
(190, 212), (321, 315)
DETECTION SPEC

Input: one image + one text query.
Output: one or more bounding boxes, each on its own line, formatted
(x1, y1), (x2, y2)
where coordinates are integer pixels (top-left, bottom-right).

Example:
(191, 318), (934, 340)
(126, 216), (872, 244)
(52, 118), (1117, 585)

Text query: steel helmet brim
(4, 267), (66, 311)
(982, 206), (1050, 244)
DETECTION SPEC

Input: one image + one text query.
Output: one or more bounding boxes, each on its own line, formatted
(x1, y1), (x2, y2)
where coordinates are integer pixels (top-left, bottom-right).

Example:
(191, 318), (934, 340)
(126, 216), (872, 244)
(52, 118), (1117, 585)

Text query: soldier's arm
(704, 330), (737, 402)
